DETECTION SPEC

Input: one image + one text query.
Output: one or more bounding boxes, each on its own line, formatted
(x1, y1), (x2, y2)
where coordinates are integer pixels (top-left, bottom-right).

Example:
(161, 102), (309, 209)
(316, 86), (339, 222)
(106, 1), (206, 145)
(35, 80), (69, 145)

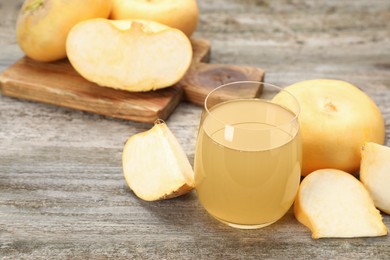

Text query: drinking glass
(194, 81), (301, 229)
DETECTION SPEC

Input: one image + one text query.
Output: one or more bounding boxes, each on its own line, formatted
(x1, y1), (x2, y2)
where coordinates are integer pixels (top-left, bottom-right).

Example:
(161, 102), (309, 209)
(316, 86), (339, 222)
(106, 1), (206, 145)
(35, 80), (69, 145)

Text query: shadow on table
(133, 186), (300, 238)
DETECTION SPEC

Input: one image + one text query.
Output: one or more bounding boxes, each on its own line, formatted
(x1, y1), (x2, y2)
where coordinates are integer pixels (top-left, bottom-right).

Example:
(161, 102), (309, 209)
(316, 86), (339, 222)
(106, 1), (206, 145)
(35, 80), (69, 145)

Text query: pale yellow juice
(194, 99), (301, 227)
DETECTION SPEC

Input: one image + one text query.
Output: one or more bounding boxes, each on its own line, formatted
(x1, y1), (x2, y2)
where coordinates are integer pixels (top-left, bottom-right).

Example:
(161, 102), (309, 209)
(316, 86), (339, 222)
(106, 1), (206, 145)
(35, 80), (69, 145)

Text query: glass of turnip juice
(194, 81), (301, 229)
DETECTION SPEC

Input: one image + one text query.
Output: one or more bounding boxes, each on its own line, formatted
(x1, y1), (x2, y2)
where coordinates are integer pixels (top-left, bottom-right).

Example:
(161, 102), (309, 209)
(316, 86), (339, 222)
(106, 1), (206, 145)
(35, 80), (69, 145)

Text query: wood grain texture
(1, 0), (390, 259)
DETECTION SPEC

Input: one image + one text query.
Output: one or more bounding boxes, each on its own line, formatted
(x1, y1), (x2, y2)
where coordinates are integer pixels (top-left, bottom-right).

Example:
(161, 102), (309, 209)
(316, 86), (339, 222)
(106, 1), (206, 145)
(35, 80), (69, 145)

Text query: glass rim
(204, 81), (301, 130)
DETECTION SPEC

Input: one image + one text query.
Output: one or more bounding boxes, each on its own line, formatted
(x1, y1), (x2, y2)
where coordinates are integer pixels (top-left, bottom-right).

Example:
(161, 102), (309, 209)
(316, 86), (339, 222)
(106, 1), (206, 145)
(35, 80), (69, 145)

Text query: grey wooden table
(1, 0), (390, 259)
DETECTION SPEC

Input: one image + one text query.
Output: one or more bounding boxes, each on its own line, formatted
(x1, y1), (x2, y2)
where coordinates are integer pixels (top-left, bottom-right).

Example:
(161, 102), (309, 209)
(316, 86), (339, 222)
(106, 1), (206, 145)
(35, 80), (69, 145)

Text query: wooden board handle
(179, 62), (265, 106)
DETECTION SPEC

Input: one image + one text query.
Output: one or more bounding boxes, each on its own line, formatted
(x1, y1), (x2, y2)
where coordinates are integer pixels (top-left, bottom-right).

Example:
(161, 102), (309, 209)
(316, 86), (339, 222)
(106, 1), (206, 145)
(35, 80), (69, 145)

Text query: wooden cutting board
(0, 38), (264, 123)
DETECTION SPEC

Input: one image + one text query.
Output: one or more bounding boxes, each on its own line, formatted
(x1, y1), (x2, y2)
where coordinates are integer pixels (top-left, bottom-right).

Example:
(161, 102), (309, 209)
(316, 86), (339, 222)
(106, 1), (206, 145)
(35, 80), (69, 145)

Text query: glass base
(213, 215), (276, 229)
